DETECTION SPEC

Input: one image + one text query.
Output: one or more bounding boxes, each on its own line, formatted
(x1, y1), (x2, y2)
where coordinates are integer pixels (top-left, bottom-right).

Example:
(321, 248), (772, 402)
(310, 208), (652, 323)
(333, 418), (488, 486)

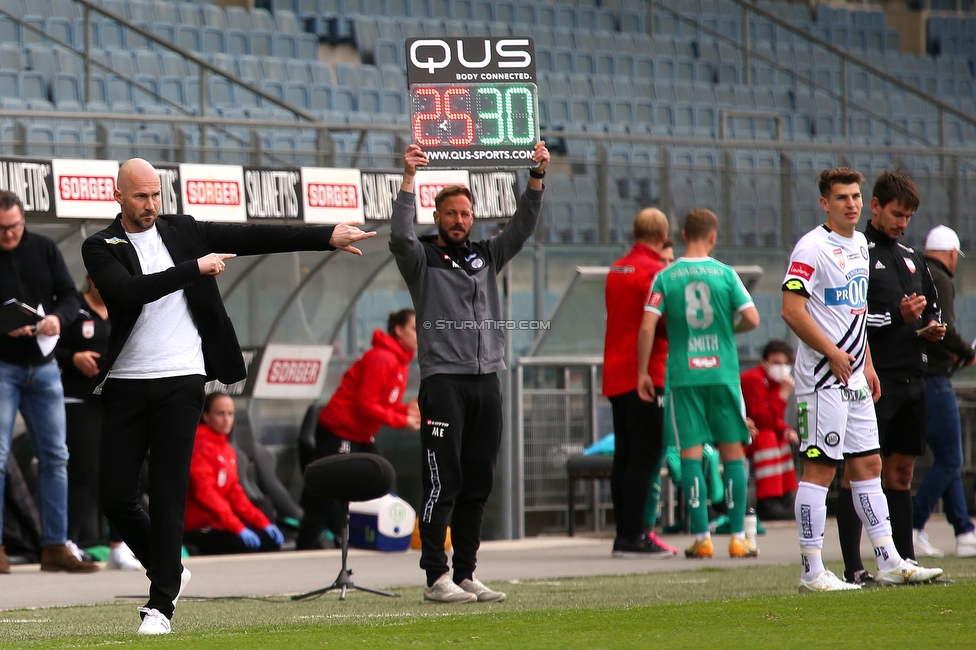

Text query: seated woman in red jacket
(183, 392), (284, 555)
(297, 309), (420, 550)
(741, 340), (799, 521)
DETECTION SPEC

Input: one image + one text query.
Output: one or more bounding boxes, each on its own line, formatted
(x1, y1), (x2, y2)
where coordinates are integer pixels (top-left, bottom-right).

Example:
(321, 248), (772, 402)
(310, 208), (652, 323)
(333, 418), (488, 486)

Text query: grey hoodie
(389, 187), (544, 379)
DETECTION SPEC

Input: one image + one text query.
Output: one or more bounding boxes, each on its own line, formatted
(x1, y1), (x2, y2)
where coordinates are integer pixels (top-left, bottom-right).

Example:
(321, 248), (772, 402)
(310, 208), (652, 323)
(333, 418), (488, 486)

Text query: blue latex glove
(264, 524), (284, 545)
(238, 528), (261, 548)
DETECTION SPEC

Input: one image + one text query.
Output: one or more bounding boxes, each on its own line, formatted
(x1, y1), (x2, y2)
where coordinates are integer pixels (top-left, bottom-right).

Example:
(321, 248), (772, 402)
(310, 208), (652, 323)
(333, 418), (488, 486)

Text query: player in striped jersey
(782, 167), (943, 592)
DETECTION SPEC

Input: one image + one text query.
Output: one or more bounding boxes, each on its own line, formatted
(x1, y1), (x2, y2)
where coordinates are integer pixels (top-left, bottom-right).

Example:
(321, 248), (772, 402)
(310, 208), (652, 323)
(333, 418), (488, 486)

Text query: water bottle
(744, 508), (758, 546)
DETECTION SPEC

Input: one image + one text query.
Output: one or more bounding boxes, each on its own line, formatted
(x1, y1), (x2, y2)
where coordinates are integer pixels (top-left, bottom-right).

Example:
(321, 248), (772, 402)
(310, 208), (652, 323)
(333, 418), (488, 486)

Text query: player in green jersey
(637, 209), (760, 559)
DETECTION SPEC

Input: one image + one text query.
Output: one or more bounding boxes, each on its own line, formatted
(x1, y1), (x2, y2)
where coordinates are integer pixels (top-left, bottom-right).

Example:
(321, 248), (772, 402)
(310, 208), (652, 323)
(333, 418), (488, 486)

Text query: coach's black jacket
(864, 221), (941, 380)
(82, 214), (336, 392)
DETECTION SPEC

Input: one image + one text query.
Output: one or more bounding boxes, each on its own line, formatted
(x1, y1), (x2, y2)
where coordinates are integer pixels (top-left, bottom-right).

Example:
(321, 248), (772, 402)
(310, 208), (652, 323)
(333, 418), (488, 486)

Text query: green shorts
(664, 384), (751, 450)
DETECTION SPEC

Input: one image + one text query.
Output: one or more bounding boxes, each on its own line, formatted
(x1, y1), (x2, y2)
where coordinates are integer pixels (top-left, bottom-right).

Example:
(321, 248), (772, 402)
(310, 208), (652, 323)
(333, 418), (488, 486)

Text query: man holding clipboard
(835, 170), (945, 585)
(0, 189), (98, 575)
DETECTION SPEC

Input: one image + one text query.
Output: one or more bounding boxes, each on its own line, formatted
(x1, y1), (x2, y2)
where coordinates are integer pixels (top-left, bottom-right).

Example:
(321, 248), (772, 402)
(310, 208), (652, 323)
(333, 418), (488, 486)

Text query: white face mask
(766, 363), (792, 383)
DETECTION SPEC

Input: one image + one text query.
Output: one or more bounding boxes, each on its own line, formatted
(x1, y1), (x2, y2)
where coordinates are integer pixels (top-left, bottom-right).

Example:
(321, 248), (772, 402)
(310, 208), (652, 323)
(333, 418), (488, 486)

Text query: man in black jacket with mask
(82, 158), (374, 634)
(837, 170), (944, 586)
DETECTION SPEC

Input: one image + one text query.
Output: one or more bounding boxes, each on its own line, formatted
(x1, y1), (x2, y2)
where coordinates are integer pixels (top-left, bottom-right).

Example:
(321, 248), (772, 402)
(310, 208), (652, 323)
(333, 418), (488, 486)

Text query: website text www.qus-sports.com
(426, 149), (535, 161)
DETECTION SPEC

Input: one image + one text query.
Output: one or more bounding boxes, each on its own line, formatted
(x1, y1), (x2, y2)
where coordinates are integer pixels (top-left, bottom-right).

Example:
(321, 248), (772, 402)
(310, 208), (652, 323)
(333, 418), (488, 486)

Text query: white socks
(850, 477), (901, 571)
(795, 481), (828, 579)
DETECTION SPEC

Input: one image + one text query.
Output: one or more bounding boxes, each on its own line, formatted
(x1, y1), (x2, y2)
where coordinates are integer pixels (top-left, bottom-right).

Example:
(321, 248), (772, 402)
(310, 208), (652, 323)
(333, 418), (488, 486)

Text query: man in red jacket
(297, 309), (420, 550)
(602, 208), (674, 558)
(184, 392), (284, 554)
(740, 340), (799, 521)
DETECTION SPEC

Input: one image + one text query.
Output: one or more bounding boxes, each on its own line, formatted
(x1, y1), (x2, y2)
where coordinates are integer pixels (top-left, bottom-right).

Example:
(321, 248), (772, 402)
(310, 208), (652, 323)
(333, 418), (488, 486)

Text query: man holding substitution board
(392, 36), (547, 603)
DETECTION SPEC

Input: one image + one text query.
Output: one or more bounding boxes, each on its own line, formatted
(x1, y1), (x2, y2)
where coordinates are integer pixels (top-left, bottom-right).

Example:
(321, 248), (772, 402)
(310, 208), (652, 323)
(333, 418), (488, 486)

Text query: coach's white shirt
(108, 225), (206, 379)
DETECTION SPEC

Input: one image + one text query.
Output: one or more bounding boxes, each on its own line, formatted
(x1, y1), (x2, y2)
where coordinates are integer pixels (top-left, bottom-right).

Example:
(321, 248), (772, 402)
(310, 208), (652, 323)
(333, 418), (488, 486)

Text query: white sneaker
(136, 607), (171, 635)
(913, 529), (945, 558)
(798, 569), (862, 593)
(423, 574), (477, 603)
(956, 530), (976, 558)
(173, 568), (191, 607)
(876, 558), (944, 585)
(106, 543), (143, 571)
(65, 540), (84, 561)
(458, 575), (507, 602)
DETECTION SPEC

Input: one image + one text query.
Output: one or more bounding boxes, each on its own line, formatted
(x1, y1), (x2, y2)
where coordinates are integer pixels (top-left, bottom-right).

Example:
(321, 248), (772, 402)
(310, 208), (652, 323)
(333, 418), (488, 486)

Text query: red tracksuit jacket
(740, 365), (790, 438)
(603, 243), (668, 397)
(319, 329), (414, 443)
(184, 423), (270, 535)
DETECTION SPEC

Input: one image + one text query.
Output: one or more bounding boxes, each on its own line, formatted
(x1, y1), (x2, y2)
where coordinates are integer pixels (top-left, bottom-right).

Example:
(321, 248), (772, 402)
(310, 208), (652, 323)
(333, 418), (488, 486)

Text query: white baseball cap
(925, 225), (965, 257)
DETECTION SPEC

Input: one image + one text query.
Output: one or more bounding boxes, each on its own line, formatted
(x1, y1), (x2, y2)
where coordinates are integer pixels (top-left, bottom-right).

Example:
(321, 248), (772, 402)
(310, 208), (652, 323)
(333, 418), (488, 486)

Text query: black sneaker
(612, 536), (676, 559)
(845, 569), (878, 588)
(756, 498), (794, 521)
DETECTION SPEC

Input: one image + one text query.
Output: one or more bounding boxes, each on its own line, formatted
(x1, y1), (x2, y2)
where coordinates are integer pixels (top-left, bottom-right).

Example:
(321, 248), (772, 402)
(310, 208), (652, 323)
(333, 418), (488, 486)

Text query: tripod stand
(292, 452), (401, 601)
(291, 504), (399, 601)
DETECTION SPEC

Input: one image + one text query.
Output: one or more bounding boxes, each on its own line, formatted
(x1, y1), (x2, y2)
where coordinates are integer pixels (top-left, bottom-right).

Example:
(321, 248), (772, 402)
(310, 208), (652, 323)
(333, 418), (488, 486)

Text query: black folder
(0, 300), (42, 333)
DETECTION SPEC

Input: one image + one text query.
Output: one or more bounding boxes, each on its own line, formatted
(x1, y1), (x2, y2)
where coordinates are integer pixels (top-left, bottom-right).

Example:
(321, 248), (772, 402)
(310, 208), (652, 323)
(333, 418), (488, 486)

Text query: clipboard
(0, 299), (42, 333)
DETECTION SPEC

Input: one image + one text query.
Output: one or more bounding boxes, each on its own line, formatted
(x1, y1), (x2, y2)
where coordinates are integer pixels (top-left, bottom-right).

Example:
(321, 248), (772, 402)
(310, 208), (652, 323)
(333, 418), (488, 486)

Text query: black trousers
(65, 400), (103, 547)
(296, 425), (378, 549)
(609, 388), (664, 540)
(183, 526), (280, 555)
(99, 376), (205, 620)
(418, 373), (502, 586)
(66, 400), (124, 547)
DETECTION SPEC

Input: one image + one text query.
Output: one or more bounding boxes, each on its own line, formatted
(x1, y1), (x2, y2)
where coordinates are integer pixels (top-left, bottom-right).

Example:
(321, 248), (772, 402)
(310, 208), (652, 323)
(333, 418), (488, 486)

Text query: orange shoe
(729, 537), (759, 558)
(684, 537), (714, 559)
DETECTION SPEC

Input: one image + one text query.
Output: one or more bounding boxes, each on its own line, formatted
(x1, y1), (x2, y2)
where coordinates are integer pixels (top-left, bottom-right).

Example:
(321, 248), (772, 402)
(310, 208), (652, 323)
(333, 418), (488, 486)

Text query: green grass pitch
(1, 559), (974, 649)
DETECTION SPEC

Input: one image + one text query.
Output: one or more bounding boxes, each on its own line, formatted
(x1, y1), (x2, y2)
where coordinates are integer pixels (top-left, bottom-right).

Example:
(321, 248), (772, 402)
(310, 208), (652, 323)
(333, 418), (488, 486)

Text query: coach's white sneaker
(458, 575), (507, 602)
(913, 529), (945, 558)
(136, 608), (171, 635)
(798, 570), (861, 593)
(956, 531), (976, 558)
(107, 543), (143, 570)
(424, 574), (477, 603)
(173, 568), (191, 607)
(876, 558), (943, 585)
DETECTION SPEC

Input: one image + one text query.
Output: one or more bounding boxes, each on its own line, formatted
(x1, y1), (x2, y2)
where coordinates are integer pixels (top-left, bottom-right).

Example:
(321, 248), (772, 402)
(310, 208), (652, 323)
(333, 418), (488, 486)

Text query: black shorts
(874, 376), (926, 457)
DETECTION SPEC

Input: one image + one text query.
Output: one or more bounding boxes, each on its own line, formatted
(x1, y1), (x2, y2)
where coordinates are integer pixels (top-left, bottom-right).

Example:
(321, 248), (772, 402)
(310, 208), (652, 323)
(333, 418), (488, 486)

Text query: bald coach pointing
(82, 157), (374, 635)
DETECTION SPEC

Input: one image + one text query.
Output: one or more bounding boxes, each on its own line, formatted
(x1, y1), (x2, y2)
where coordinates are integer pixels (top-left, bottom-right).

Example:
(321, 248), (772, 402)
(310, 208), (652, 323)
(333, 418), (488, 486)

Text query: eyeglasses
(0, 220), (24, 234)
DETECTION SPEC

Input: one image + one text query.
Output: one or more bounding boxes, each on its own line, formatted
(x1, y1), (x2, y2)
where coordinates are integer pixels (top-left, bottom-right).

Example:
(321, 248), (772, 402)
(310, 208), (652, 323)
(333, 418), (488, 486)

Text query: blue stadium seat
(234, 55), (261, 83)
(51, 72), (81, 106)
(298, 33), (318, 60)
(0, 17), (19, 43)
(226, 28), (248, 56)
(44, 16), (73, 47)
(107, 128), (135, 161)
(54, 125), (84, 158)
(333, 86), (356, 112)
(19, 71), (46, 101)
(309, 61), (335, 85)
(251, 30), (273, 57)
(225, 5), (251, 32)
(25, 123), (56, 157)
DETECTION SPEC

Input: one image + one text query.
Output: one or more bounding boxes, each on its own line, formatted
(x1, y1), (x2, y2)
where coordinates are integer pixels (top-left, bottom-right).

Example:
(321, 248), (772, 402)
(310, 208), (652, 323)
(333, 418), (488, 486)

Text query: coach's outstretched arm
(489, 141), (550, 270)
(388, 145), (428, 282)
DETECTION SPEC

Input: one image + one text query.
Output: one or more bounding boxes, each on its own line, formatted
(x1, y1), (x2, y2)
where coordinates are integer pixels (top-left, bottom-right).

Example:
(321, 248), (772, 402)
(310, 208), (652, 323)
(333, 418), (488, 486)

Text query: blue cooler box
(348, 494), (416, 552)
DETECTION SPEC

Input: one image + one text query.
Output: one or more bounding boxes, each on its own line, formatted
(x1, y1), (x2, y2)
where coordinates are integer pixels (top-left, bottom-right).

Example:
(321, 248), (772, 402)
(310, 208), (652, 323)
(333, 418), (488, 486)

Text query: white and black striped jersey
(782, 225), (870, 394)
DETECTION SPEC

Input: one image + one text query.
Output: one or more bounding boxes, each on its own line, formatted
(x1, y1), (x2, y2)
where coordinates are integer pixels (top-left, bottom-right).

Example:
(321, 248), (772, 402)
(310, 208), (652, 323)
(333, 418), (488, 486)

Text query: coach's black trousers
(99, 376), (205, 619)
(609, 388), (664, 540)
(418, 373), (502, 586)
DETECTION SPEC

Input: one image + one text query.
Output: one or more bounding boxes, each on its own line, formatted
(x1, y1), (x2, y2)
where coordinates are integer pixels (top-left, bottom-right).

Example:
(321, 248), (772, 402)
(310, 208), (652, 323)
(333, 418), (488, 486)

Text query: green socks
(680, 458), (709, 534)
(723, 459), (747, 534)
